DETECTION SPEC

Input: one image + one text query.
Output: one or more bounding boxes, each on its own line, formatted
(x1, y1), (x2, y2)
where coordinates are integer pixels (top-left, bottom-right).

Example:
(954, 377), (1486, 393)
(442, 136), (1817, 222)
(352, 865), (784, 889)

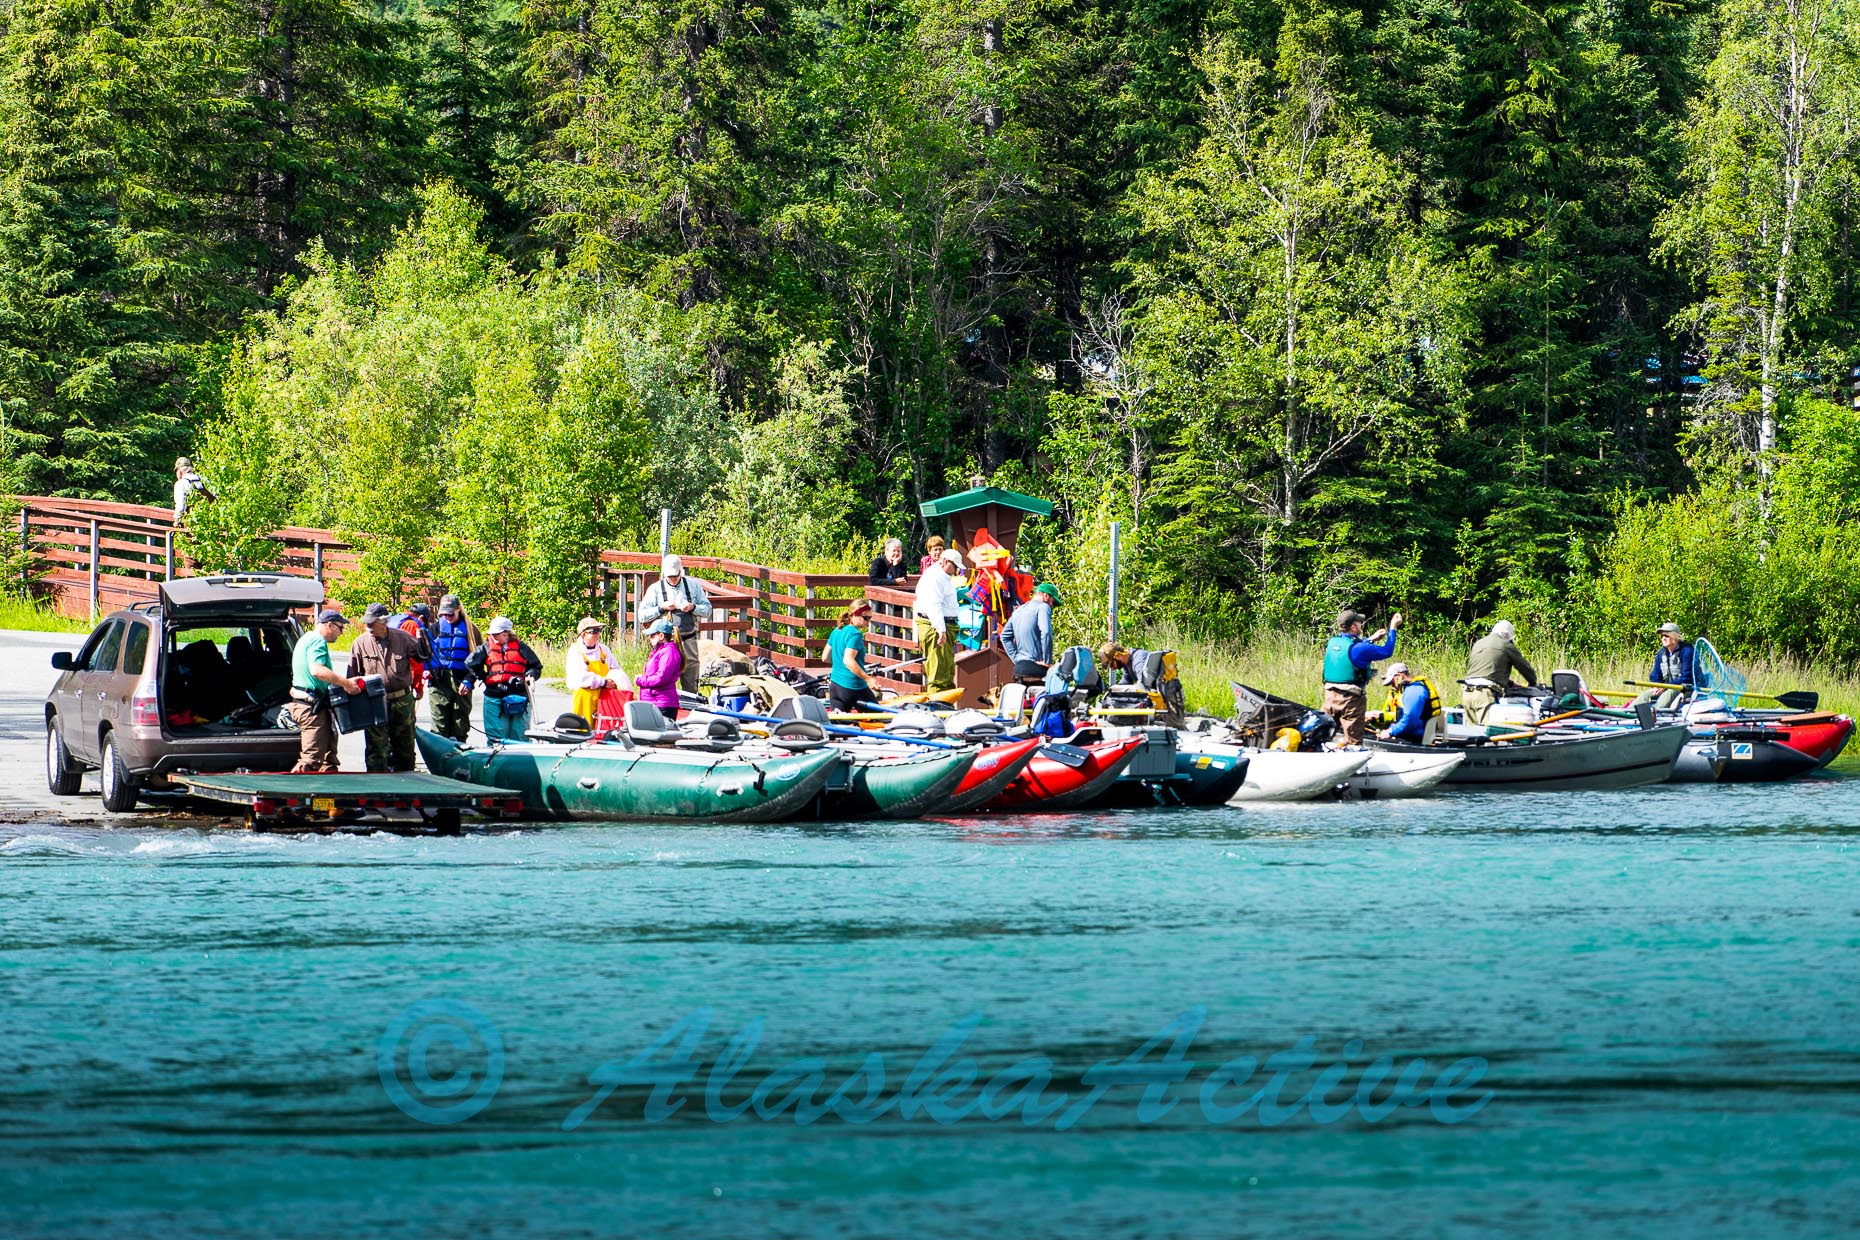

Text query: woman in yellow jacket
(566, 618), (632, 727)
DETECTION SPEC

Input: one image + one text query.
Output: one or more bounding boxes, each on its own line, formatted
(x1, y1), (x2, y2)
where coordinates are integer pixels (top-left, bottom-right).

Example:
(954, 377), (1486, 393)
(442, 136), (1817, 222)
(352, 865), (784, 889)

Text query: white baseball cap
(662, 554), (683, 576)
(488, 615), (515, 634)
(1380, 662), (1411, 685)
(940, 548), (965, 568)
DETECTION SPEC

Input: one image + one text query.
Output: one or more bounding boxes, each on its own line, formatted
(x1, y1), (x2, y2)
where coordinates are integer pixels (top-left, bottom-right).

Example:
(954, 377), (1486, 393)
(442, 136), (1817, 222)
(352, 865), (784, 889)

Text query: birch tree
(1658, 0), (1860, 487)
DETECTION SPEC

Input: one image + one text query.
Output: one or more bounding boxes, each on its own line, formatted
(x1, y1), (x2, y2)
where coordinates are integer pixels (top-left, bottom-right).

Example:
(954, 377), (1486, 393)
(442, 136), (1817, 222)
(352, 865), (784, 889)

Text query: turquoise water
(4, 779), (1860, 1237)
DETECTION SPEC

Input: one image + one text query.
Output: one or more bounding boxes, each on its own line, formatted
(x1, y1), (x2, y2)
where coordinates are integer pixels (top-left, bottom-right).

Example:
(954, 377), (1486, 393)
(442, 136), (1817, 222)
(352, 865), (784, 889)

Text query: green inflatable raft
(414, 728), (842, 823)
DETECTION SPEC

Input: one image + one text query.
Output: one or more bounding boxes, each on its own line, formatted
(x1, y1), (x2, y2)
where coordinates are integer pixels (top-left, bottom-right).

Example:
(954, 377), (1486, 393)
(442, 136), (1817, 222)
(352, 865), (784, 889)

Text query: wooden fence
(12, 495), (1014, 699)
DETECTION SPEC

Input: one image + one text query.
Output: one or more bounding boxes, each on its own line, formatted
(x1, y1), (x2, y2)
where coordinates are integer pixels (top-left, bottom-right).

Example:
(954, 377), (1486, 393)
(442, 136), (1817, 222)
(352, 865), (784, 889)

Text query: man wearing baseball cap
(1321, 606), (1403, 745)
(347, 602), (431, 772)
(287, 609), (365, 773)
(636, 554), (712, 695)
(912, 546), (966, 692)
(1377, 662), (1441, 745)
(1001, 582), (1061, 680)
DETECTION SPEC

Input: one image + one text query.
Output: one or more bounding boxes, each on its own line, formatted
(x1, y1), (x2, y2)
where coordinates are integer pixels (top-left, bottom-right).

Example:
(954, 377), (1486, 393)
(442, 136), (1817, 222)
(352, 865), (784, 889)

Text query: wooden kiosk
(917, 485), (1054, 706)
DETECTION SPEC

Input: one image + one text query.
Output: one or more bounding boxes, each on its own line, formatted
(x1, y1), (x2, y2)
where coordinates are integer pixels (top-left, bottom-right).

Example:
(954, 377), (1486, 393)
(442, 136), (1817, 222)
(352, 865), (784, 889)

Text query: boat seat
(675, 715), (743, 752)
(622, 700), (684, 746)
(524, 712), (597, 744)
(773, 695), (831, 725)
(885, 708), (946, 738)
(768, 719), (829, 751)
(996, 682), (1029, 722)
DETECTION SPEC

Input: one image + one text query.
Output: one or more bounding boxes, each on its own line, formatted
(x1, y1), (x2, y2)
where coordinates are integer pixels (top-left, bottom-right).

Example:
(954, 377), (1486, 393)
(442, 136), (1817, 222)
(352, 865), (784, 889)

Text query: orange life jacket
(484, 639), (529, 687)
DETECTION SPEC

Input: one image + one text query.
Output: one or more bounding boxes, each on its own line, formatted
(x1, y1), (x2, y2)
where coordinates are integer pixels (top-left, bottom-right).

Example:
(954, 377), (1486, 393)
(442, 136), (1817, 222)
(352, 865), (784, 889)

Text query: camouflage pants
(364, 692), (418, 773)
(428, 672), (473, 742)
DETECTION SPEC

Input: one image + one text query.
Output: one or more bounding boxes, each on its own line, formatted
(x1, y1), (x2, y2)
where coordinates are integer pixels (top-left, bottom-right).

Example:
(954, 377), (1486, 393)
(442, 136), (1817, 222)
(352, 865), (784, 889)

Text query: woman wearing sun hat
(566, 617), (632, 730)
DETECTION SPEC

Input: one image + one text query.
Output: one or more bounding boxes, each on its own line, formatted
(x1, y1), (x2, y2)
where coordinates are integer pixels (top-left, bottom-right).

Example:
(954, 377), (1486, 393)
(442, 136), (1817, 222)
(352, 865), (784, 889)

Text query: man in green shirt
(288, 609), (365, 773)
(825, 600), (874, 712)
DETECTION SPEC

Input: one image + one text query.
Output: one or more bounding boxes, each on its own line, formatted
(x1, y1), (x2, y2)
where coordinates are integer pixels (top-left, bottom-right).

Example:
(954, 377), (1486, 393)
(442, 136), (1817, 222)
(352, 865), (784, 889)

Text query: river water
(3, 776), (1858, 1237)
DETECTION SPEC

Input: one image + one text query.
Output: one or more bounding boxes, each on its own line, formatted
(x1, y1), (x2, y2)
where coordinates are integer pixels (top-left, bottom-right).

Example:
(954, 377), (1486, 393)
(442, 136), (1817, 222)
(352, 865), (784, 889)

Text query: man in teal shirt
(288, 609), (365, 773)
(826, 600), (874, 712)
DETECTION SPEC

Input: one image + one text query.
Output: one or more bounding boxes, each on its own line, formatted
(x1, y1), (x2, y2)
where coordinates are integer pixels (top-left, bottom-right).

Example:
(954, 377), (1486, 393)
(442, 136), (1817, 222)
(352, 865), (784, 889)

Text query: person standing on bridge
(286, 609), (365, 774)
(913, 548), (964, 693)
(637, 555), (711, 696)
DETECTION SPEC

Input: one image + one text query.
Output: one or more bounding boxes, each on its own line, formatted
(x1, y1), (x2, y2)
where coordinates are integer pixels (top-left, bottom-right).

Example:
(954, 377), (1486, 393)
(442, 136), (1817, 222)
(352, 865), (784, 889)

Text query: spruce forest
(3, 0), (1858, 659)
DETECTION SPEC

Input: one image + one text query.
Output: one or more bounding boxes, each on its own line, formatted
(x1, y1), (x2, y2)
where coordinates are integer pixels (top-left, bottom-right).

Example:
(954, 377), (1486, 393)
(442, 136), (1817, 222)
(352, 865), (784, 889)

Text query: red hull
(940, 738), (1043, 813)
(1767, 717), (1854, 769)
(987, 735), (1145, 812)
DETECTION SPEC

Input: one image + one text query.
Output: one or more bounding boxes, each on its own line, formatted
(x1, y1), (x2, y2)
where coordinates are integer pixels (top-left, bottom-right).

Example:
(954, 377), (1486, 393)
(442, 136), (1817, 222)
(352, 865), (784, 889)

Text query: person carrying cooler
(426, 595), (480, 743)
(1461, 619), (1538, 723)
(1001, 583), (1060, 679)
(1378, 663), (1442, 744)
(826, 600), (875, 711)
(466, 617), (542, 742)
(1321, 607), (1403, 746)
(285, 609), (365, 773)
(633, 618), (684, 716)
(348, 602), (431, 772)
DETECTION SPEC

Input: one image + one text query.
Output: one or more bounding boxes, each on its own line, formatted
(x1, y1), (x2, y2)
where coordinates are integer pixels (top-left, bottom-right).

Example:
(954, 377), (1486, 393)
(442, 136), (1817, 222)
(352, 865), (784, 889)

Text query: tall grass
(1166, 626), (1860, 722)
(0, 596), (93, 634)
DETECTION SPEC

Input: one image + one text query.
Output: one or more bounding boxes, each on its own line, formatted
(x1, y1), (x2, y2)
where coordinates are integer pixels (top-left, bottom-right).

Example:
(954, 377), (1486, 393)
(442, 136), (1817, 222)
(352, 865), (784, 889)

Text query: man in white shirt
(912, 547), (965, 692)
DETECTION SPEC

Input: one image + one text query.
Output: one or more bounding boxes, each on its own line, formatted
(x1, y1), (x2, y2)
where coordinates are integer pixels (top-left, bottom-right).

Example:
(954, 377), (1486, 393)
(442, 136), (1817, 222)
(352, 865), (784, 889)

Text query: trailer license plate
(312, 797), (337, 813)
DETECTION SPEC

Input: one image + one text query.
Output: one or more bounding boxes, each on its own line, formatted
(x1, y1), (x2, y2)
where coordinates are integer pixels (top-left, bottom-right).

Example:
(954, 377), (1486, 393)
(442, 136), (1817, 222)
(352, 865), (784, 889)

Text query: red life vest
(484, 639), (528, 687)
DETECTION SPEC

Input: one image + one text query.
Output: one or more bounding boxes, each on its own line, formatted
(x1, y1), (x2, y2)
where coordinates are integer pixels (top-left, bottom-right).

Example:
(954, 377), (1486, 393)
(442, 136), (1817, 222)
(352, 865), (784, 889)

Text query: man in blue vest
(426, 594), (481, 742)
(1635, 622), (1698, 708)
(1321, 607), (1403, 745)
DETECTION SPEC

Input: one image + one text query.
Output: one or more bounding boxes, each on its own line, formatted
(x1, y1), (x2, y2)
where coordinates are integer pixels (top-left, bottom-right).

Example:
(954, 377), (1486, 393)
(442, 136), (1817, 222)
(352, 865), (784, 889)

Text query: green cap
(1036, 582), (1060, 605)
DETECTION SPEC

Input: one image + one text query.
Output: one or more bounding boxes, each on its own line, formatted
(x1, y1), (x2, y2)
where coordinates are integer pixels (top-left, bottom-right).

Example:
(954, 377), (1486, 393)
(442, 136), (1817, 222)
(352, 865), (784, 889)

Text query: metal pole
(659, 508), (672, 559)
(163, 531), (175, 581)
(313, 542), (324, 583)
(1107, 521), (1121, 643)
(17, 507), (28, 591)
(88, 519), (100, 623)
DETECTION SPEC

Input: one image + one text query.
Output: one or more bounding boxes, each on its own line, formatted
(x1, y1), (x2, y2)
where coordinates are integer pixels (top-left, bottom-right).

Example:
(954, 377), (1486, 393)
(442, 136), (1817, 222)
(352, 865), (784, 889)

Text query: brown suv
(45, 574), (328, 811)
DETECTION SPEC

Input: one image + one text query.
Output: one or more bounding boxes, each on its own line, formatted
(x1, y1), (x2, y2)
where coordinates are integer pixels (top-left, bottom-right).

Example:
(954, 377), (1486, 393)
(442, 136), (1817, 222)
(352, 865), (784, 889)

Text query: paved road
(0, 628), (571, 826)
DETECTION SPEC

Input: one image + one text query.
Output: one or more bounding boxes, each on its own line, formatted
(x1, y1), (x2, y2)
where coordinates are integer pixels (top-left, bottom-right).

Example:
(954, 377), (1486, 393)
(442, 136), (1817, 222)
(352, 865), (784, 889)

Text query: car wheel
(46, 720), (82, 795)
(98, 732), (141, 813)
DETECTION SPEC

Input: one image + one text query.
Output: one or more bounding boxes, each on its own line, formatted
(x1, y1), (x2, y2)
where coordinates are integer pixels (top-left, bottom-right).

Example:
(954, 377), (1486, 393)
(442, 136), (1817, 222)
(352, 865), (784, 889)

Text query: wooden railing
(11, 495), (1015, 698)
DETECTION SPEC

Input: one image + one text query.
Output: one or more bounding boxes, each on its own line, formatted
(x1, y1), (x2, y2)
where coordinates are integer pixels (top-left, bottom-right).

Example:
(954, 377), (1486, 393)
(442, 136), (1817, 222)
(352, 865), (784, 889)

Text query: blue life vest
(1322, 633), (1367, 686)
(431, 617), (472, 672)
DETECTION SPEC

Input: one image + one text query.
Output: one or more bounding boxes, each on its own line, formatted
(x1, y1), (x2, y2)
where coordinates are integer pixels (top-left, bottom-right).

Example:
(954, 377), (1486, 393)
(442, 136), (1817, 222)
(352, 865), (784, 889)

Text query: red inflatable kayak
(987, 734), (1145, 812)
(939, 736), (1044, 813)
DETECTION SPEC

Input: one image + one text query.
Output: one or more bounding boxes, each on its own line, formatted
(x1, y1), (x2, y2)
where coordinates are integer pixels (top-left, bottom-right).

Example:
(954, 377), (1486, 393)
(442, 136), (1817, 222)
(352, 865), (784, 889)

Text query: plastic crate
(332, 675), (388, 734)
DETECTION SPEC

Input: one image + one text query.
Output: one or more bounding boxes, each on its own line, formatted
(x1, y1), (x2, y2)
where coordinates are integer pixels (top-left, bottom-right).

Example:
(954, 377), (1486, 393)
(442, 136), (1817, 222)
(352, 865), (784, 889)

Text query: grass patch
(0, 595), (93, 634)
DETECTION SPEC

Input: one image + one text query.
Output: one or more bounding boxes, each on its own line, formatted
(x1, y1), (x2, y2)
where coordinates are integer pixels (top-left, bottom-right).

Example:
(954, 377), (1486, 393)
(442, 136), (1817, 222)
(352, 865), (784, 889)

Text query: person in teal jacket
(1320, 607), (1403, 745)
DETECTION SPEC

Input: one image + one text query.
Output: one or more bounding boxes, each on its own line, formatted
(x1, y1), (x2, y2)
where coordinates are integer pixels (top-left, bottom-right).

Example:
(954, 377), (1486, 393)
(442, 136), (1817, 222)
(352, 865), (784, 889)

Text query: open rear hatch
(159, 574), (325, 622)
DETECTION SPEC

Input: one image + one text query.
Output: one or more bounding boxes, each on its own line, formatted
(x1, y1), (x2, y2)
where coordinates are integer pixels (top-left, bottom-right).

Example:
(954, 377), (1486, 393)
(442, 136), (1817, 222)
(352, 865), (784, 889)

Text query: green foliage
(10, 0), (1860, 670)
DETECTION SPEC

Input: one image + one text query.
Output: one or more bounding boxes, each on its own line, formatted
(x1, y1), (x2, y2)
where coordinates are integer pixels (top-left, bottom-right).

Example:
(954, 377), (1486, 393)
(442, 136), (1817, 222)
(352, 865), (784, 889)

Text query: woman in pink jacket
(633, 618), (684, 716)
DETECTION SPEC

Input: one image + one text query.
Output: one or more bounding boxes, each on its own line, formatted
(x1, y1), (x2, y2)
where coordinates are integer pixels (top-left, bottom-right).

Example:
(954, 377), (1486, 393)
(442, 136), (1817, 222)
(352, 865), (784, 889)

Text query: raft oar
(1622, 681), (1818, 711)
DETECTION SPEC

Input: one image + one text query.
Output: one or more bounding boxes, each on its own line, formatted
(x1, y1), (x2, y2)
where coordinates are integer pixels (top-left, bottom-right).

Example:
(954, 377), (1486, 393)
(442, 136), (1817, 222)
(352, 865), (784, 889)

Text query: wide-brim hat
(576, 617), (604, 634)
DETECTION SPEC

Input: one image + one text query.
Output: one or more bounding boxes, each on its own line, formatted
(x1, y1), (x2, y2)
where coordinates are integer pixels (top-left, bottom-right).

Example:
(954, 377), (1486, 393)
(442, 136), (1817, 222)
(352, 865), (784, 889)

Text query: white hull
(1227, 750), (1371, 803)
(1343, 750), (1465, 799)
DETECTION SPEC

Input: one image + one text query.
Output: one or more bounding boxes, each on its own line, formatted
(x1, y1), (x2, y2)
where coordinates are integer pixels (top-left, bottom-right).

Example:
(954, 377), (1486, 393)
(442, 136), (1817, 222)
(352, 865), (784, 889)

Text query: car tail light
(130, 681), (161, 728)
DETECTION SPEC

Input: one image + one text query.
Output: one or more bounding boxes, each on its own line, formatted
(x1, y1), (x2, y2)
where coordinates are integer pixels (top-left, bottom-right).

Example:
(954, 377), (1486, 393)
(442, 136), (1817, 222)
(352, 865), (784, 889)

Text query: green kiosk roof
(919, 486), (1054, 519)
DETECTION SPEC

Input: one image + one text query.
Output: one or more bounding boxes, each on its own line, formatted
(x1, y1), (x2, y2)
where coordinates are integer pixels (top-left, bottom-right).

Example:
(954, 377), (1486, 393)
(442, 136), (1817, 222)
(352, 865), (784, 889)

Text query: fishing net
(1694, 637), (1748, 707)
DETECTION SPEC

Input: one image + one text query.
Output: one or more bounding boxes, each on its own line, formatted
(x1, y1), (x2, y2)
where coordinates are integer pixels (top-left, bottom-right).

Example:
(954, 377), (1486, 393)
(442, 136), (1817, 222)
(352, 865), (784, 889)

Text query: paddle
(1622, 681), (1819, 711)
